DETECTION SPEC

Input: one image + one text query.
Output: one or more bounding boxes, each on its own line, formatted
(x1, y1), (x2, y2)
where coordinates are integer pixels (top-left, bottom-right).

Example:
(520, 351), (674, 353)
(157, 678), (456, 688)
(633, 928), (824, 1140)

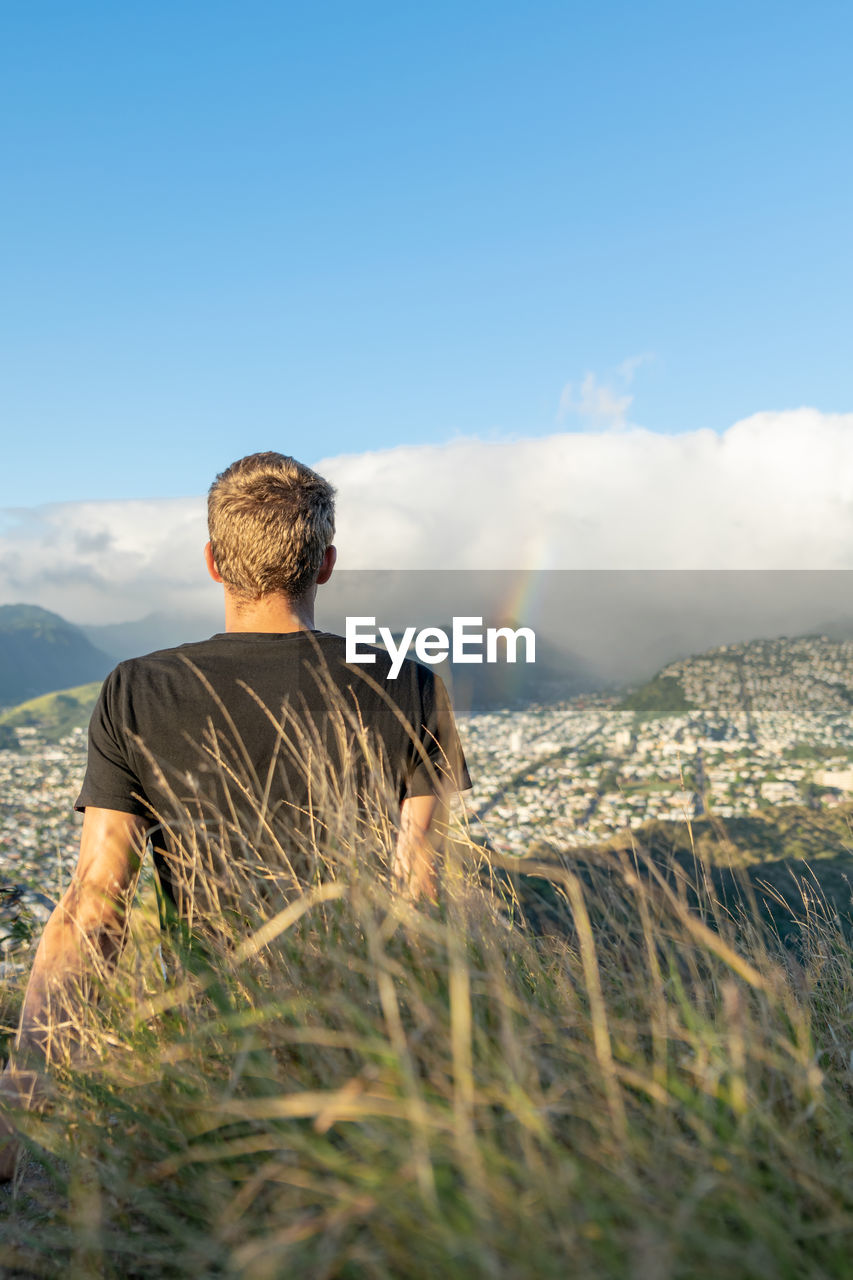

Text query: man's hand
(0, 807), (147, 1181)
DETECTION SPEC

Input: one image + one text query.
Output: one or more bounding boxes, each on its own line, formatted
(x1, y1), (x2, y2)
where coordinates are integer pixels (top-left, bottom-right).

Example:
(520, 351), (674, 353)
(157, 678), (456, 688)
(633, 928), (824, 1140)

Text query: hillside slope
(0, 604), (112, 707)
(0, 681), (102, 742)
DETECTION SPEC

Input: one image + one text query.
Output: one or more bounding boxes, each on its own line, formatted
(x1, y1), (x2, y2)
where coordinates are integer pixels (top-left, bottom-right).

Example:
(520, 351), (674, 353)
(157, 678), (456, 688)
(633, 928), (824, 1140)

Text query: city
(461, 634), (853, 854)
(3, 634), (853, 884)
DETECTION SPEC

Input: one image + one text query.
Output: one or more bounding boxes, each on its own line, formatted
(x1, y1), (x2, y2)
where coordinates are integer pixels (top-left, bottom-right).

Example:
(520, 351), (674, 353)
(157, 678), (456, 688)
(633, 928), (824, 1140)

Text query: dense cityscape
(3, 635), (853, 887)
(462, 635), (853, 854)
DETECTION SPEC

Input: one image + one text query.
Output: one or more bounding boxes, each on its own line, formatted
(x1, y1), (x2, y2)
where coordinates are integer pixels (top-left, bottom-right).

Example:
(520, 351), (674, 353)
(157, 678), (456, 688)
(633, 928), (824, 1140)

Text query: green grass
(4, 730), (853, 1277)
(0, 682), (102, 742)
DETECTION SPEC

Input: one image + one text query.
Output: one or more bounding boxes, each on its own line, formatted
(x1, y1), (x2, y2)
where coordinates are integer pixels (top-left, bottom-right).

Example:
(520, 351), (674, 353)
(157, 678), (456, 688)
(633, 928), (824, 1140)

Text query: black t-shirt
(75, 630), (471, 921)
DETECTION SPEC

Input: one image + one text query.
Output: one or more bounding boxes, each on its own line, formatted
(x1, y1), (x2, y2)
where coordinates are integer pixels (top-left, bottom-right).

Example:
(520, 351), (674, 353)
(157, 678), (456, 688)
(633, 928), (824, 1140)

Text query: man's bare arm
(393, 794), (440, 900)
(0, 807), (147, 1177)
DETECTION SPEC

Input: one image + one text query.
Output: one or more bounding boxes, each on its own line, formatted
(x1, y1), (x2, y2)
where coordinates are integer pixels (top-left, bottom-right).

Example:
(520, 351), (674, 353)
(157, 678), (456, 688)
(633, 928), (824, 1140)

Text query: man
(0, 451), (470, 1177)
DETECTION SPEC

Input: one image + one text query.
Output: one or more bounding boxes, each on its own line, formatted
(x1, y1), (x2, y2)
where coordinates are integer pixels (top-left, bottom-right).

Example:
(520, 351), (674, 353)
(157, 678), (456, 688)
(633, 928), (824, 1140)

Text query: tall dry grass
(2, 706), (853, 1278)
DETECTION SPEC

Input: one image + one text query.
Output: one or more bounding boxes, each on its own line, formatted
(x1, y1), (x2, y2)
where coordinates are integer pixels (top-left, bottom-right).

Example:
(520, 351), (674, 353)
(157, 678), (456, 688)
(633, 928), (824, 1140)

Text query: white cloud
(0, 499), (213, 623)
(4, 407), (853, 624)
(557, 372), (633, 428)
(557, 353), (654, 429)
(321, 408), (853, 573)
(616, 352), (655, 383)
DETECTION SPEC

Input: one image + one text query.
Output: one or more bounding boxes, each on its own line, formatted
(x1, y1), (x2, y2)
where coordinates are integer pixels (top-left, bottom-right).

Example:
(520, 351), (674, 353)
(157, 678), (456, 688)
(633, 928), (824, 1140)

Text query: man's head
(207, 452), (336, 602)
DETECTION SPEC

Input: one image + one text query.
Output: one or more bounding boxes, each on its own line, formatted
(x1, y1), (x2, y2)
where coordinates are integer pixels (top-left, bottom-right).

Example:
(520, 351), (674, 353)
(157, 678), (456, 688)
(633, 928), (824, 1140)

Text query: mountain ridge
(0, 604), (113, 709)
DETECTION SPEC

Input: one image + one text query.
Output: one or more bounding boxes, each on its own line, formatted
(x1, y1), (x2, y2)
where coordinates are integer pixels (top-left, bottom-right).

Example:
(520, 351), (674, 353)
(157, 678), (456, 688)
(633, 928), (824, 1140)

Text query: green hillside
(0, 603), (112, 707)
(597, 802), (853, 947)
(619, 672), (693, 720)
(0, 681), (102, 742)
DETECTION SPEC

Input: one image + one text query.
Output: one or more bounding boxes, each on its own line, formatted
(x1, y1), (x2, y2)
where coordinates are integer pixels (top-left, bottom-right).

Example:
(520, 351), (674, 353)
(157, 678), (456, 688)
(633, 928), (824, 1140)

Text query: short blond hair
(207, 452), (336, 600)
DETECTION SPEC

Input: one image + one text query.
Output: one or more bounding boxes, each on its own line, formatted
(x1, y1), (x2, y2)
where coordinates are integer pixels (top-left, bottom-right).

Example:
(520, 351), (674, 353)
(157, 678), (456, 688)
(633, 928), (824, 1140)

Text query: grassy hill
(0, 681), (102, 742)
(3, 808), (853, 1275)
(619, 672), (693, 719)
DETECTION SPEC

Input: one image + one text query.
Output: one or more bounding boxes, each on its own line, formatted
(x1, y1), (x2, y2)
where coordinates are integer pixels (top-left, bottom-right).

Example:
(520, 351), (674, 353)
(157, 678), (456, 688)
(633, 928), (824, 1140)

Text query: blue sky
(2, 0), (852, 506)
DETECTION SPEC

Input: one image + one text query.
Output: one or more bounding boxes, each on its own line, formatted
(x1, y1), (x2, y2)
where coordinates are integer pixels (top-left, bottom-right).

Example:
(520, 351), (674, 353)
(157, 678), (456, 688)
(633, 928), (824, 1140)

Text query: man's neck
(223, 589), (316, 634)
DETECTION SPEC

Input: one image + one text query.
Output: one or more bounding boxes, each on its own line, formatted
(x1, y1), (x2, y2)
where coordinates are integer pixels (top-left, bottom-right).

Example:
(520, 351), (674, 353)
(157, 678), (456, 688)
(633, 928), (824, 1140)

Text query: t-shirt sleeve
(74, 666), (151, 817)
(407, 670), (472, 798)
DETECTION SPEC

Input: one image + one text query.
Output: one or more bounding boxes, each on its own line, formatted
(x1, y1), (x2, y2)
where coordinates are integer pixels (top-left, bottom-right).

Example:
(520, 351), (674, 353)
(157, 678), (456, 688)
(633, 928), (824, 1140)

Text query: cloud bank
(3, 408), (853, 624)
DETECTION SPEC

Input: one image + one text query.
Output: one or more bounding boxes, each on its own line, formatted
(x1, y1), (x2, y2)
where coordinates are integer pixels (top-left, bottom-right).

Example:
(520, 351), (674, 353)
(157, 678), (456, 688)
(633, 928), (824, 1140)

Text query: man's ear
(316, 544), (337, 586)
(204, 541), (224, 584)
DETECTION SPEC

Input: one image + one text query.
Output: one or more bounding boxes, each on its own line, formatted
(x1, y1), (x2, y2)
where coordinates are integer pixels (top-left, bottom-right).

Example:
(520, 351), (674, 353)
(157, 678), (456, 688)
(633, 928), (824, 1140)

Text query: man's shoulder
(99, 638), (227, 697)
(101, 631), (441, 705)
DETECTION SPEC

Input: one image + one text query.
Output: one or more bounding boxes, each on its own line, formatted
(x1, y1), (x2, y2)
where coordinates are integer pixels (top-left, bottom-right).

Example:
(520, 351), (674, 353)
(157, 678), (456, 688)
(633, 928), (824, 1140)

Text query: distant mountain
(0, 682), (102, 743)
(81, 610), (220, 661)
(0, 605), (113, 708)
